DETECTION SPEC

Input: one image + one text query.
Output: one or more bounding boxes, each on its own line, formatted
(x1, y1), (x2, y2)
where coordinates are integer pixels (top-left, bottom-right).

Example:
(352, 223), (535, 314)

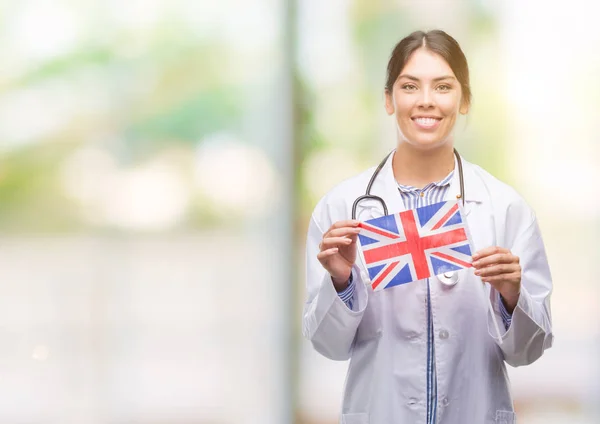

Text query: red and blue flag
(358, 200), (474, 291)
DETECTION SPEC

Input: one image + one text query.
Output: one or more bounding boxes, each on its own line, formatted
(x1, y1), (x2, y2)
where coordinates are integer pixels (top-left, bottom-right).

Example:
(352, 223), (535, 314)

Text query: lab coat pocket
(341, 412), (369, 424)
(354, 288), (382, 345)
(495, 410), (516, 424)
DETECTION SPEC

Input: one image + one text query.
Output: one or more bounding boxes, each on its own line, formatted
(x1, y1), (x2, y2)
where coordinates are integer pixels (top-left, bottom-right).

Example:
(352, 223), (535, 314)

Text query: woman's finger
(475, 263), (519, 277)
(472, 246), (510, 261)
(482, 272), (521, 283)
(329, 220), (360, 231)
(326, 227), (362, 238)
(472, 253), (518, 269)
(317, 247), (339, 261)
(320, 237), (353, 250)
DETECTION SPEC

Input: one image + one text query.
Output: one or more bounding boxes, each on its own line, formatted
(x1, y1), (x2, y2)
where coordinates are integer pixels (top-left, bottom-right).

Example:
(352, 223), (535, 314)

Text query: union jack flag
(358, 200), (474, 291)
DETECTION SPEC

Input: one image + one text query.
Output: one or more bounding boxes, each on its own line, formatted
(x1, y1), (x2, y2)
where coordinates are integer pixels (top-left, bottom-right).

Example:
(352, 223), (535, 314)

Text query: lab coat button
(439, 329), (449, 340)
(407, 398), (418, 406)
(442, 397), (450, 407)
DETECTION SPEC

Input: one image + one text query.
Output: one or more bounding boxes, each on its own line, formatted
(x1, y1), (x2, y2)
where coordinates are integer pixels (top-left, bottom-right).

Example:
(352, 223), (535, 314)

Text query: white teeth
(414, 117), (439, 125)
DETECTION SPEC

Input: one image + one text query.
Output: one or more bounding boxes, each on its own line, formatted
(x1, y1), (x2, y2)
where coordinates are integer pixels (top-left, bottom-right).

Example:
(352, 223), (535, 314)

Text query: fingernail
(472, 254), (480, 260)
(472, 261), (479, 267)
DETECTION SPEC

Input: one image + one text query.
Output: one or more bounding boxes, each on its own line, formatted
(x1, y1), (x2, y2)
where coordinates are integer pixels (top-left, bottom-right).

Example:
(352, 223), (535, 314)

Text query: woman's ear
(384, 89), (395, 115)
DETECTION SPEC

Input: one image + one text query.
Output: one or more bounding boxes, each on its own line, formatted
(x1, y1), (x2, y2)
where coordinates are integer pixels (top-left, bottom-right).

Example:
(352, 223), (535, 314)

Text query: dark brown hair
(385, 30), (471, 109)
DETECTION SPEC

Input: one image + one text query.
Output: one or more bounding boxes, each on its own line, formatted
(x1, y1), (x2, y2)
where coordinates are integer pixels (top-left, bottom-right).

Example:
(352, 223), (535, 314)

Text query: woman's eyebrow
(398, 74), (456, 82)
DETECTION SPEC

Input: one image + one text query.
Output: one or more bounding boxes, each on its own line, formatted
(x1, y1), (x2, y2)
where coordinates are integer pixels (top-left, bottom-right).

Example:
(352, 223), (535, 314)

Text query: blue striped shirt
(337, 169), (512, 423)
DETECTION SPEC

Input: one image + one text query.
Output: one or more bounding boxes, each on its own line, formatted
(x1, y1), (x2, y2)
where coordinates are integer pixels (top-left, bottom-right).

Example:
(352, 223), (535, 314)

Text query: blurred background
(0, 0), (598, 423)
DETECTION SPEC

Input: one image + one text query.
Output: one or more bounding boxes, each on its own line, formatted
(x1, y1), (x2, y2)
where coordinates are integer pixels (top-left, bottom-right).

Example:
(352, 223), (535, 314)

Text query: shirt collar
(375, 149), (486, 205)
(397, 168), (455, 193)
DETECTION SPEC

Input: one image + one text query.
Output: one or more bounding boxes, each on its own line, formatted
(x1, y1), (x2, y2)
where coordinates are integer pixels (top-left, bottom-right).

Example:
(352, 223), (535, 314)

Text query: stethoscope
(352, 148), (466, 287)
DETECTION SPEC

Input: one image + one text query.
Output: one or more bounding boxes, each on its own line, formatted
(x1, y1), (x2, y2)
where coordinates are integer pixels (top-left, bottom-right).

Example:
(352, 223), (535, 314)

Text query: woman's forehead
(399, 49), (456, 80)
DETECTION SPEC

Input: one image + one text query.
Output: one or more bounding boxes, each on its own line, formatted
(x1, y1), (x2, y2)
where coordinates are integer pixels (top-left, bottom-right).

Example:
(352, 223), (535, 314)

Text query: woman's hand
(472, 247), (521, 312)
(317, 220), (361, 291)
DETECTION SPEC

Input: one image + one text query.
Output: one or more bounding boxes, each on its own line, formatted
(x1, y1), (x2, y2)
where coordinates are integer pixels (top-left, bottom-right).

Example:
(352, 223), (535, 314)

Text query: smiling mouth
(411, 117), (442, 129)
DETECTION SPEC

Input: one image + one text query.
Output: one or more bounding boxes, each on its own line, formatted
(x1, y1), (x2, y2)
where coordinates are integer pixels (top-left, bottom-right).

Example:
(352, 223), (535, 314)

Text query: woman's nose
(417, 88), (434, 108)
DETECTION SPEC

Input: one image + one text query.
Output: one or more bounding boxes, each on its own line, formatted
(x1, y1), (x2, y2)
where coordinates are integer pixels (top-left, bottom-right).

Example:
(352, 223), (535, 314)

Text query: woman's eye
(437, 84), (451, 91)
(402, 84), (417, 91)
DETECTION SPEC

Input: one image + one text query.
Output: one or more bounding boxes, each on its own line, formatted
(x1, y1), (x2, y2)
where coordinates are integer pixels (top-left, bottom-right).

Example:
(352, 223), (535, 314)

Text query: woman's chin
(401, 135), (451, 150)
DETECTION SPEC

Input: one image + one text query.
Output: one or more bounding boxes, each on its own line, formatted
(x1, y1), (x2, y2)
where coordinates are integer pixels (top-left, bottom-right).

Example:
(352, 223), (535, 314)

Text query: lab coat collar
(372, 149), (486, 214)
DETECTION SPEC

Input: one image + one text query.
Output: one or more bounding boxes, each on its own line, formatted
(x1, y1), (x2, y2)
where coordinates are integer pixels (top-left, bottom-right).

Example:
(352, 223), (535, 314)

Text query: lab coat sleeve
(302, 215), (369, 361)
(487, 216), (554, 367)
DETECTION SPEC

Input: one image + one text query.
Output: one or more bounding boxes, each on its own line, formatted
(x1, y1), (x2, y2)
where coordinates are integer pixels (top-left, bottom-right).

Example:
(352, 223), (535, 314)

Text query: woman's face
(385, 48), (468, 150)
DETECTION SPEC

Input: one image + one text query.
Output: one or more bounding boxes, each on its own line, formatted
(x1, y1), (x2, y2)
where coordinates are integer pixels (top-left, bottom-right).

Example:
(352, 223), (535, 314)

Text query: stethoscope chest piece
(437, 271), (459, 287)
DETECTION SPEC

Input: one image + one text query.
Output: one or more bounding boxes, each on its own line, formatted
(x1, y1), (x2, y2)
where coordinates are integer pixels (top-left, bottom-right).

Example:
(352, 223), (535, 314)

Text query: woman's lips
(412, 117), (442, 130)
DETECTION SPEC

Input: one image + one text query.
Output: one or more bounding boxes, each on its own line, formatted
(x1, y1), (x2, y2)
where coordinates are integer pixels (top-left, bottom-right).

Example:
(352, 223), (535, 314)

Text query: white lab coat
(302, 152), (553, 424)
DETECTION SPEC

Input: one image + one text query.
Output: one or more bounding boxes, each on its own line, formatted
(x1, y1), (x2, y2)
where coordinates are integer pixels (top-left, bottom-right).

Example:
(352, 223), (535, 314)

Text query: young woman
(302, 30), (553, 424)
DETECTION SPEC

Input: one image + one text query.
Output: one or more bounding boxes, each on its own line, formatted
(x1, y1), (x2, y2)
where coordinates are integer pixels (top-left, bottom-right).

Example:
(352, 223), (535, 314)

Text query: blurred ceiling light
(298, 0), (354, 88)
(8, 1), (81, 63)
(61, 147), (191, 231)
(531, 159), (600, 219)
(31, 345), (49, 362)
(0, 84), (74, 150)
(101, 160), (191, 230)
(179, 0), (277, 50)
(60, 146), (119, 205)
(106, 0), (163, 31)
(195, 133), (279, 218)
(0, 73), (120, 150)
(303, 148), (363, 202)
(500, 0), (600, 219)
